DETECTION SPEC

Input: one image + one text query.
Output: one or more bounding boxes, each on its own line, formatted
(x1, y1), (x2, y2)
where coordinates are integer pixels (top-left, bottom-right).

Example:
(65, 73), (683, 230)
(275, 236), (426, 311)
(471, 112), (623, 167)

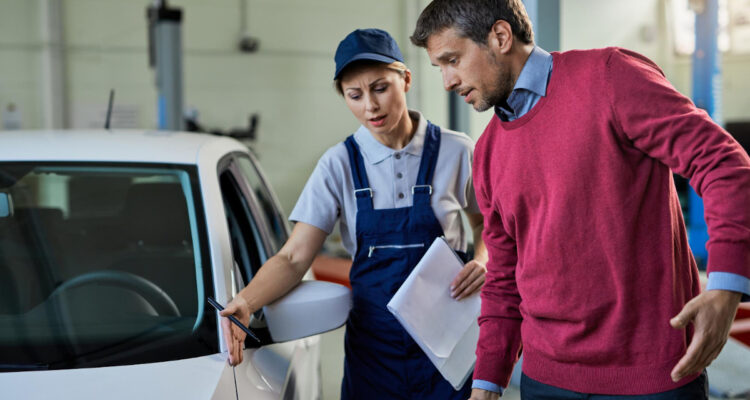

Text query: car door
(217, 153), (321, 400)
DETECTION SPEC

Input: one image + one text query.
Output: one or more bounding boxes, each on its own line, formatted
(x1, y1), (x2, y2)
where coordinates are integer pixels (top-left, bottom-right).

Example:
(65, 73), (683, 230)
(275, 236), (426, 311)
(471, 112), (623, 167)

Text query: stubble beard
(471, 50), (513, 112)
(472, 90), (504, 112)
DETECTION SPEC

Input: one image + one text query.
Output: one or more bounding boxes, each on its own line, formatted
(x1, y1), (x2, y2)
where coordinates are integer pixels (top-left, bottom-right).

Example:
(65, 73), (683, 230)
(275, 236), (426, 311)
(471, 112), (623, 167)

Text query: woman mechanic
(220, 28), (487, 399)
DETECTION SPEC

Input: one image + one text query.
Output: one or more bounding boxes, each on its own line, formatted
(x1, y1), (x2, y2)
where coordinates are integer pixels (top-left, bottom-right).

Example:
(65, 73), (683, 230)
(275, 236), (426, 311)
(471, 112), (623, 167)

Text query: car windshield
(0, 163), (217, 371)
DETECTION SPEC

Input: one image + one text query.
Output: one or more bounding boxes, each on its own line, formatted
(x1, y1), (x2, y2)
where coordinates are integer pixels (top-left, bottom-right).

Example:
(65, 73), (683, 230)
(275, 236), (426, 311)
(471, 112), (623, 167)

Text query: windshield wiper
(0, 363), (50, 372)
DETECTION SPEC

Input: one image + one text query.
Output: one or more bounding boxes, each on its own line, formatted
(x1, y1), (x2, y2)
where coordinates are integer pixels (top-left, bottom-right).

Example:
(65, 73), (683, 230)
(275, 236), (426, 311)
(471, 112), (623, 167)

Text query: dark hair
(410, 0), (534, 48)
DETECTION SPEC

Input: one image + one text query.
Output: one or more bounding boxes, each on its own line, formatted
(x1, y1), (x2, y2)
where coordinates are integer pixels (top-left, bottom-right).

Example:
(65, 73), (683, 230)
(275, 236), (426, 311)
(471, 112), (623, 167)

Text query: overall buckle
(354, 188), (373, 198)
(411, 185), (433, 195)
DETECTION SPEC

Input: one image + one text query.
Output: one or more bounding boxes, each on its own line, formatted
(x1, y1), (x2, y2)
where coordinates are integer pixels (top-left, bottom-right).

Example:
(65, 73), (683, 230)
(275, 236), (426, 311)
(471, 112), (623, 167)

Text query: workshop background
(4, 0), (749, 215)
(1, 1), (749, 399)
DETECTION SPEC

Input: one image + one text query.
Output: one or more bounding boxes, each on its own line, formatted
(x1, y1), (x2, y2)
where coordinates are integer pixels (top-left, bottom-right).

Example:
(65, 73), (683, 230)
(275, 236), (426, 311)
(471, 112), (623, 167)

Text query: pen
(207, 297), (260, 343)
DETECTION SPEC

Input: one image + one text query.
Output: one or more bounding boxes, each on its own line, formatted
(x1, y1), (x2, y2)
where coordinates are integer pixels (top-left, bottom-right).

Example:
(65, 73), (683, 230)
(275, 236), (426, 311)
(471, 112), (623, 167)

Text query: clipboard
(386, 237), (480, 390)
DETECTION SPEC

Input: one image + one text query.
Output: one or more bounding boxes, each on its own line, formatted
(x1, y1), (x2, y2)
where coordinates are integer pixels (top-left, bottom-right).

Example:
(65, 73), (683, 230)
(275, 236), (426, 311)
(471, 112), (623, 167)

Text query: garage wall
(1, 0), (749, 215)
(0, 0), (44, 131)
(0, 0), (443, 214)
(61, 0), (412, 214)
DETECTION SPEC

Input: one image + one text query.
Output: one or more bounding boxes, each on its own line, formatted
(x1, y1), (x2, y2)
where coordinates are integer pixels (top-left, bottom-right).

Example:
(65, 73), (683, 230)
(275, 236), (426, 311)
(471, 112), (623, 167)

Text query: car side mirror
(262, 280), (351, 342)
(0, 193), (13, 218)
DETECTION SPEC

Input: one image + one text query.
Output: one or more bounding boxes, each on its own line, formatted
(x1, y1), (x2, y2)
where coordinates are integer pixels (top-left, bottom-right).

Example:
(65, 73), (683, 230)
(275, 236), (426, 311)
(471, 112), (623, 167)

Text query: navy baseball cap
(334, 29), (404, 80)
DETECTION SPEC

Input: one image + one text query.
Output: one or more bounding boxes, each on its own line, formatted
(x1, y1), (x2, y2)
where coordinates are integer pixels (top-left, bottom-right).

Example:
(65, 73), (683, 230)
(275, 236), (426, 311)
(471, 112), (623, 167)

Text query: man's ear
(488, 20), (514, 54)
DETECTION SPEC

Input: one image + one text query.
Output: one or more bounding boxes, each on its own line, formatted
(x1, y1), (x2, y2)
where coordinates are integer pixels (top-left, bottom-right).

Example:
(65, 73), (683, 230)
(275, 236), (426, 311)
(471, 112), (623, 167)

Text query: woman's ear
(403, 69), (412, 93)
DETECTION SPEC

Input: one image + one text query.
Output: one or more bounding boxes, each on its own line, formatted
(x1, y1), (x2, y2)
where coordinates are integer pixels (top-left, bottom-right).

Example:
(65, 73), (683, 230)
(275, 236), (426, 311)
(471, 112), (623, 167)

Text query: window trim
(218, 153), (279, 261)
(234, 152), (291, 240)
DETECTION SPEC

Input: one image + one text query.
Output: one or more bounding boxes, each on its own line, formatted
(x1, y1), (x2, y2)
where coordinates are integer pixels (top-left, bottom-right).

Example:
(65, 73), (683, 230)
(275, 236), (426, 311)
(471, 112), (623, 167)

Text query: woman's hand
(218, 222), (328, 366)
(220, 295), (253, 366)
(451, 259), (486, 300)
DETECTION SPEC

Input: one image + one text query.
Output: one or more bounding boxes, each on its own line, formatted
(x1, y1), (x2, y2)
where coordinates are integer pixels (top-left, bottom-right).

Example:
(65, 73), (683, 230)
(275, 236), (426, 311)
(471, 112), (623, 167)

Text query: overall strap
(344, 135), (373, 211)
(413, 122), (441, 205)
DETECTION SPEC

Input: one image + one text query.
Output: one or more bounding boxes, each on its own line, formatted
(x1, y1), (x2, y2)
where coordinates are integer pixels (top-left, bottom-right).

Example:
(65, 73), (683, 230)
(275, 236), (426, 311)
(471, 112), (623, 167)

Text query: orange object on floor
(735, 302), (750, 320)
(731, 303), (750, 347)
(311, 254), (352, 289)
(730, 318), (750, 347)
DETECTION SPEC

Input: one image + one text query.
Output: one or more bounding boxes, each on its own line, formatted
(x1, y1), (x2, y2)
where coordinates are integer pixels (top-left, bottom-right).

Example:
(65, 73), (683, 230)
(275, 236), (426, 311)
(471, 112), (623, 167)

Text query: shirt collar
(353, 110), (426, 165)
(495, 46), (553, 118)
(513, 46), (552, 97)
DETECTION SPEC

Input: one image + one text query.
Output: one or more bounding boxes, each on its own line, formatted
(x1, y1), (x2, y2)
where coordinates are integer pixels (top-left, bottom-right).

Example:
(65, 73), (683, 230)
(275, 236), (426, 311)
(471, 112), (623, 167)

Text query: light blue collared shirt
(473, 45), (750, 395)
(494, 46), (553, 122)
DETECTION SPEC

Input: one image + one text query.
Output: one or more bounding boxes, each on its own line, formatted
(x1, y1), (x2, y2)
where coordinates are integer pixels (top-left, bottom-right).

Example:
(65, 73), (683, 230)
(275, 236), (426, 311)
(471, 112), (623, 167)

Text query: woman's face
(340, 64), (411, 136)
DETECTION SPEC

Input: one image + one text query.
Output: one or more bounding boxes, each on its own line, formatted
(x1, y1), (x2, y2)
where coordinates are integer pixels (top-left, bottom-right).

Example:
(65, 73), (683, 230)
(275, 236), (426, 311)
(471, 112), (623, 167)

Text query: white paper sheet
(387, 237), (480, 390)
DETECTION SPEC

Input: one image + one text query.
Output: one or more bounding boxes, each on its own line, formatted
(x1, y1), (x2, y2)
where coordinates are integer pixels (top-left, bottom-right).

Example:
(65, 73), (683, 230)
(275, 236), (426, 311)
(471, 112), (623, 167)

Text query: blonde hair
(335, 61), (409, 96)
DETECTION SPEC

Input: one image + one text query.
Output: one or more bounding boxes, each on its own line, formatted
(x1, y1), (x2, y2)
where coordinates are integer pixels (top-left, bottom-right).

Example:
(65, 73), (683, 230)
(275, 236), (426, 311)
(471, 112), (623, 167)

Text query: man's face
(426, 27), (512, 112)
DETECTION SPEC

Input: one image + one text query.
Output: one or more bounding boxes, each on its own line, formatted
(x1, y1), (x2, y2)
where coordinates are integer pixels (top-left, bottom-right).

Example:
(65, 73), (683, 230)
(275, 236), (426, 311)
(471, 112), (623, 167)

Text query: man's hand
(669, 289), (742, 382)
(468, 388), (500, 400)
(219, 295), (253, 366)
(451, 259), (486, 300)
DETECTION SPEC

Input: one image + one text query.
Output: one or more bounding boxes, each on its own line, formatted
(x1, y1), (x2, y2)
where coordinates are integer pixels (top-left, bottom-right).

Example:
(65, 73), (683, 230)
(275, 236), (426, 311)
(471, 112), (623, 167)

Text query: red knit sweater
(472, 47), (750, 394)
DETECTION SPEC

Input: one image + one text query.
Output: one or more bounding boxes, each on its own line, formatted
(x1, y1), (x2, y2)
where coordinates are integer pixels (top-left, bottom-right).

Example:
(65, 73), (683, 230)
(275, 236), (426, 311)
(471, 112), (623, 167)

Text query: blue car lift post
(688, 0), (722, 267)
(147, 0), (184, 131)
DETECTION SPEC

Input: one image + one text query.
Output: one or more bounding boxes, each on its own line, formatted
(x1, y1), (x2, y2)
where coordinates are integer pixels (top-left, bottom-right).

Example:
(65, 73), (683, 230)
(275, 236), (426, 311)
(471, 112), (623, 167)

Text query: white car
(0, 130), (351, 399)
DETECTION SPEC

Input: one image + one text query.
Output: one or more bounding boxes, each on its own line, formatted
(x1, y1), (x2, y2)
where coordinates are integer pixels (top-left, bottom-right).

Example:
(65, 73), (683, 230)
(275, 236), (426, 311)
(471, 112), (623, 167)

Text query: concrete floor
(319, 326), (344, 400)
(318, 326), (522, 400)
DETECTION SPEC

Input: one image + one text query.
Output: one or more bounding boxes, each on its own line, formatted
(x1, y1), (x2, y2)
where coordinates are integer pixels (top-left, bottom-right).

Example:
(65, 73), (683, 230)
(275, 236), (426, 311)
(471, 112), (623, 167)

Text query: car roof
(0, 130), (247, 164)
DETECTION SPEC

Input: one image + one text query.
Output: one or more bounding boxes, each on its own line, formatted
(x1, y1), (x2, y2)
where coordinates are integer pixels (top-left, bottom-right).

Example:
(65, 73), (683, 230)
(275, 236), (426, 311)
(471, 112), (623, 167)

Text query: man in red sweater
(411, 1), (750, 399)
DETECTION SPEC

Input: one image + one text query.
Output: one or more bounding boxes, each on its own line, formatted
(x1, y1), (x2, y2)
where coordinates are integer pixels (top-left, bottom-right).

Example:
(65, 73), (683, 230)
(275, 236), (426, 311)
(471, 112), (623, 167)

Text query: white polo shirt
(289, 110), (480, 258)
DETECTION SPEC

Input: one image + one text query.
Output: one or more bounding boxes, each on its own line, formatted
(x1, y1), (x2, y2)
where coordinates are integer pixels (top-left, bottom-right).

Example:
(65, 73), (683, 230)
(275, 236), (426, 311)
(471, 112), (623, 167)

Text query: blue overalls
(341, 122), (473, 399)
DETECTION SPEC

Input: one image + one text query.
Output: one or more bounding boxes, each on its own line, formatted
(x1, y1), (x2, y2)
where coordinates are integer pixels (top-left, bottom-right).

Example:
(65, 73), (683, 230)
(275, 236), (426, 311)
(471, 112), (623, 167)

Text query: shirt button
(398, 192), (405, 199)
(394, 153), (401, 160)
(396, 172), (403, 179)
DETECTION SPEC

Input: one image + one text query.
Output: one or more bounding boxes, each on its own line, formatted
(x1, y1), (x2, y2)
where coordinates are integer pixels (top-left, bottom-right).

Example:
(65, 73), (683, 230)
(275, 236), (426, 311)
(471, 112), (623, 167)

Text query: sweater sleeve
(472, 139), (523, 388)
(606, 48), (750, 279)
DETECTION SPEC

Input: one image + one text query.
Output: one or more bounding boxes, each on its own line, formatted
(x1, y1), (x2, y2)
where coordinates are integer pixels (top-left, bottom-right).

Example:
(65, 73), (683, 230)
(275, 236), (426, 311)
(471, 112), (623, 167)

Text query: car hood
(0, 353), (242, 399)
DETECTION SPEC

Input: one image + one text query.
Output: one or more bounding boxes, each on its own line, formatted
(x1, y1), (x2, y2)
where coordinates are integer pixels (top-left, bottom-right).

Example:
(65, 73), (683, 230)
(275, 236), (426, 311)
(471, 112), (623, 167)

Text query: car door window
(234, 156), (289, 254)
